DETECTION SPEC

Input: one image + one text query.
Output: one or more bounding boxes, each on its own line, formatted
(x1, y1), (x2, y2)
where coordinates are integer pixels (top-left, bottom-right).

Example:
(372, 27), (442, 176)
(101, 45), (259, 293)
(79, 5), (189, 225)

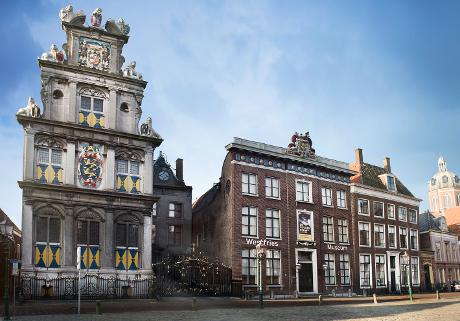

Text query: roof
(419, 211), (448, 233)
(192, 183), (220, 212)
(359, 163), (414, 197)
(444, 207), (460, 226)
(153, 152), (190, 190)
(226, 137), (355, 175)
(0, 208), (21, 237)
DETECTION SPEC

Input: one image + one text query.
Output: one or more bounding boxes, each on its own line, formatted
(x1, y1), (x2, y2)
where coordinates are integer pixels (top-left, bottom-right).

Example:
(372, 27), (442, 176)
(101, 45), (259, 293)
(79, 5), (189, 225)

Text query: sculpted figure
(59, 5), (86, 25)
(16, 97), (41, 118)
(140, 117), (153, 136)
(91, 8), (103, 27)
(123, 61), (143, 80)
(41, 44), (65, 63)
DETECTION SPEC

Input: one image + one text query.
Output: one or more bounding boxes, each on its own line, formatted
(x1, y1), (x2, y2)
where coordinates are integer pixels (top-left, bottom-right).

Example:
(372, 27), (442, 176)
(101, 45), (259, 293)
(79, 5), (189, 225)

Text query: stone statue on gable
(40, 44), (65, 63)
(90, 8), (103, 28)
(59, 5), (86, 26)
(123, 61), (143, 80)
(16, 97), (41, 118)
(140, 117), (161, 138)
(287, 131), (316, 158)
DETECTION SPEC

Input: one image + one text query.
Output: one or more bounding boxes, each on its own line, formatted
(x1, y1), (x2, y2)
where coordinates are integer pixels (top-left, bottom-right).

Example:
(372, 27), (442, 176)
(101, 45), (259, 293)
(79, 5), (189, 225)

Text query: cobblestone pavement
(13, 297), (460, 321)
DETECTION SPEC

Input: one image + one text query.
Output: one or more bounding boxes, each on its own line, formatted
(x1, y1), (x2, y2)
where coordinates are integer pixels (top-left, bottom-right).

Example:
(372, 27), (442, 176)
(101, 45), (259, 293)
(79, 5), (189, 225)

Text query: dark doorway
(424, 265), (432, 291)
(299, 263), (313, 292)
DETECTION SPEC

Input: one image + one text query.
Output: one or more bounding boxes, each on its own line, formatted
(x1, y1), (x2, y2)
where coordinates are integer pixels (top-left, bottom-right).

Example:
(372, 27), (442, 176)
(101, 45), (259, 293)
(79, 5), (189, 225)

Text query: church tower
(16, 6), (161, 279)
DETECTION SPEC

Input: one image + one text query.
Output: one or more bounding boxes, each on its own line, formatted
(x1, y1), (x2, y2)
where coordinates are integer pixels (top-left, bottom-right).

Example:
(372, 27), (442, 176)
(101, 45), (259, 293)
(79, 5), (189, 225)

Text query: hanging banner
(297, 210), (313, 241)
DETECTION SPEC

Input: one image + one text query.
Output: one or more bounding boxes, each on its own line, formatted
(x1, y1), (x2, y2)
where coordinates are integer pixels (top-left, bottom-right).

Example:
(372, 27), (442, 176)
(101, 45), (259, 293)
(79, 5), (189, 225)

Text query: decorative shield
(78, 144), (103, 188)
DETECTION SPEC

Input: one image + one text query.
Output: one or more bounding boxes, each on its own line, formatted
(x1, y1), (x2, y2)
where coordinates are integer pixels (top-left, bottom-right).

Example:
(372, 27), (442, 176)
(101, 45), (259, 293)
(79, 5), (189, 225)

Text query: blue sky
(1, 0), (459, 226)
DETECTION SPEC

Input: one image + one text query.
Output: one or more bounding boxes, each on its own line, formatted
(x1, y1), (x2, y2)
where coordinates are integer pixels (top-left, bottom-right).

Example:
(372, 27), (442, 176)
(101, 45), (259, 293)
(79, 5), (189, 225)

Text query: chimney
(355, 148), (363, 165)
(176, 158), (183, 181)
(384, 157), (391, 173)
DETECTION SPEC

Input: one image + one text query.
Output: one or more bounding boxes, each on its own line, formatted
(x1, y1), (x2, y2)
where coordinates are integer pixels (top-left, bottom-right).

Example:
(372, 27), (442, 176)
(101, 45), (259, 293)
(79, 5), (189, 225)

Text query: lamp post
(0, 220), (14, 321)
(402, 251), (413, 302)
(256, 243), (266, 309)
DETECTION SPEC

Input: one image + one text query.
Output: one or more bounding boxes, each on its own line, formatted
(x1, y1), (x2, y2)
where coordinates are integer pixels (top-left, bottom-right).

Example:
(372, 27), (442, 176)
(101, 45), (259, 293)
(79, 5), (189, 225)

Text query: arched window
(120, 102), (129, 112)
(115, 149), (143, 194)
(115, 214), (140, 271)
(77, 218), (101, 270)
(34, 209), (62, 268)
(78, 87), (107, 128)
(52, 90), (63, 99)
(35, 135), (65, 185)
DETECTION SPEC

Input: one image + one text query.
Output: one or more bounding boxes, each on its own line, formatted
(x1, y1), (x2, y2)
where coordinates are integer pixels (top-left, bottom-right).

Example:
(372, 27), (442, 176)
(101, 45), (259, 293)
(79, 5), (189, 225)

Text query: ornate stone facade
(17, 6), (161, 284)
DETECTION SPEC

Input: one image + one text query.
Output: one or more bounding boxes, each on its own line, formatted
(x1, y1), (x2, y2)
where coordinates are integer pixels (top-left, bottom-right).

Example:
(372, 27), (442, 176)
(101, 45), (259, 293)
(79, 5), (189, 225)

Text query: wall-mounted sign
(243, 238), (279, 247)
(297, 241), (316, 247)
(327, 244), (348, 251)
(297, 210), (313, 241)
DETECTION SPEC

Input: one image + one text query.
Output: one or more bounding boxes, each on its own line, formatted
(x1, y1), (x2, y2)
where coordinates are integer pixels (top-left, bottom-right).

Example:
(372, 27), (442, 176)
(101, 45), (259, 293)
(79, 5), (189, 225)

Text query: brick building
(193, 134), (356, 296)
(349, 149), (422, 294)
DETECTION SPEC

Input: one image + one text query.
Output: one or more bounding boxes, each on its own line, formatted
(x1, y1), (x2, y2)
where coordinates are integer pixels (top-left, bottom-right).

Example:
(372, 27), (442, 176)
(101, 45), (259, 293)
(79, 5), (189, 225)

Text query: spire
(438, 156), (447, 172)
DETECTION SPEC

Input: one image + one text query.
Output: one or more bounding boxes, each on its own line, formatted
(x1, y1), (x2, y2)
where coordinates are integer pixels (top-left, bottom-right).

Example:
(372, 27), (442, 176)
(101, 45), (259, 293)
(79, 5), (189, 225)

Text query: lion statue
(17, 97), (41, 118)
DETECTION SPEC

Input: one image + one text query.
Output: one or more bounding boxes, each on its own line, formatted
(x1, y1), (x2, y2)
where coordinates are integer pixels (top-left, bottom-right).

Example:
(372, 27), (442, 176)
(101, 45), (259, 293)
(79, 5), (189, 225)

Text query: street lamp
(256, 243), (266, 309)
(0, 220), (14, 321)
(402, 251), (413, 302)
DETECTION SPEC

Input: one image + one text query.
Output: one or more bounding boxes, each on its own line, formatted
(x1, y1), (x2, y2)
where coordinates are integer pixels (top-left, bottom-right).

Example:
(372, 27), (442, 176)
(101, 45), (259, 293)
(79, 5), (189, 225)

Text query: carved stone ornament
(59, 5), (86, 26)
(35, 135), (66, 149)
(78, 37), (111, 71)
(287, 131), (316, 158)
(78, 143), (104, 188)
(16, 97), (41, 118)
(79, 87), (107, 99)
(122, 61), (142, 80)
(90, 8), (103, 28)
(140, 117), (161, 138)
(105, 18), (130, 35)
(40, 44), (65, 64)
(115, 148), (144, 162)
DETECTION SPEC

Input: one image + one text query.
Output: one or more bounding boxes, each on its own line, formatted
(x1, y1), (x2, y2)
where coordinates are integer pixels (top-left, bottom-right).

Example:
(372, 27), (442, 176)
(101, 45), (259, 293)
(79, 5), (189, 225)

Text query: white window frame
(322, 216), (334, 243)
(358, 221), (371, 247)
(358, 199), (370, 216)
(339, 253), (351, 286)
(398, 207), (407, 222)
(321, 187), (333, 207)
(242, 173), (258, 196)
(242, 206), (258, 237)
(388, 225), (397, 249)
(265, 209), (281, 240)
(337, 218), (349, 244)
(375, 254), (387, 287)
(386, 175), (397, 192)
(359, 254), (372, 288)
(399, 227), (408, 249)
(324, 253), (336, 286)
(296, 179), (313, 203)
(374, 224), (385, 248)
(336, 190), (347, 209)
(408, 209), (418, 224)
(266, 249), (282, 286)
(265, 177), (280, 199)
(373, 201), (384, 218)
(410, 228), (418, 250)
(387, 204), (396, 220)
(411, 256), (420, 285)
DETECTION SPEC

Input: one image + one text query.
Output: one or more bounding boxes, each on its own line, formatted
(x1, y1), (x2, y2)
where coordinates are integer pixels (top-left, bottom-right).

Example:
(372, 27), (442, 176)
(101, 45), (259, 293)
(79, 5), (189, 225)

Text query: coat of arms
(287, 132), (316, 158)
(78, 37), (111, 71)
(78, 143), (103, 188)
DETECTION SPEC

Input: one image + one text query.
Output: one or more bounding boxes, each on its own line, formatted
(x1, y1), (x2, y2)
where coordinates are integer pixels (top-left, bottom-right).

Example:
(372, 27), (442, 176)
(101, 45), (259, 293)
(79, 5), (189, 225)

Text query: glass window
(296, 181), (311, 202)
(387, 176), (396, 191)
(93, 98), (103, 112)
(375, 255), (386, 286)
(408, 209), (417, 223)
(116, 159), (142, 193)
(324, 253), (336, 285)
(410, 229), (418, 250)
(242, 173), (257, 195)
(130, 161), (140, 175)
(359, 222), (370, 246)
(411, 257), (420, 285)
(374, 224), (385, 247)
(321, 187), (332, 206)
(36, 216), (61, 244)
(242, 206), (258, 236)
(266, 250), (281, 285)
(444, 194), (451, 209)
(117, 159), (129, 174)
(37, 148), (49, 164)
(266, 209), (280, 239)
(360, 254), (371, 287)
(399, 227), (408, 249)
(152, 203), (157, 217)
(242, 249), (257, 285)
(387, 204), (395, 219)
(373, 202), (384, 218)
(337, 190), (346, 208)
(339, 254), (350, 285)
(77, 220), (99, 245)
(398, 207), (407, 221)
(265, 177), (280, 198)
(358, 199), (369, 215)
(80, 95), (103, 113)
(116, 223), (139, 248)
(338, 218), (349, 244)
(169, 203), (182, 218)
(51, 150), (62, 165)
(322, 216), (334, 242)
(168, 225), (182, 245)
(388, 225), (396, 248)
(80, 96), (91, 110)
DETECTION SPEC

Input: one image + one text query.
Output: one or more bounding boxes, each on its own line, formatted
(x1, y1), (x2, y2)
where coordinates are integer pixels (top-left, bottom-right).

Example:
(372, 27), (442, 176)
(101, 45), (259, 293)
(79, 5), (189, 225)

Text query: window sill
(266, 237), (281, 241)
(359, 244), (371, 248)
(322, 204), (334, 208)
(267, 285), (282, 288)
(337, 207), (348, 210)
(266, 196), (281, 201)
(242, 193), (259, 197)
(375, 246), (386, 249)
(374, 215), (385, 219)
(358, 213), (370, 216)
(296, 200), (314, 204)
(242, 235), (259, 239)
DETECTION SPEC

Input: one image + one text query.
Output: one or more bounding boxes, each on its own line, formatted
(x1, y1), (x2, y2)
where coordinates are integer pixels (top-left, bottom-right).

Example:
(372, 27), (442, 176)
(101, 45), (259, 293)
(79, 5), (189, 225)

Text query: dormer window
(387, 176), (396, 191)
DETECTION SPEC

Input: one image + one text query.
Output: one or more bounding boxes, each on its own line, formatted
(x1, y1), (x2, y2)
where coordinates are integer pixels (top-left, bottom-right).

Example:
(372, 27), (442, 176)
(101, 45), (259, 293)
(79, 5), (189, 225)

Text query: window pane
(81, 96), (91, 110)
(116, 223), (127, 247)
(130, 161), (140, 175)
(48, 218), (61, 243)
(37, 217), (48, 242)
(93, 98), (103, 112)
(128, 224), (139, 247)
(77, 220), (88, 244)
(38, 148), (49, 164)
(117, 159), (128, 174)
(89, 221), (99, 245)
(51, 150), (62, 165)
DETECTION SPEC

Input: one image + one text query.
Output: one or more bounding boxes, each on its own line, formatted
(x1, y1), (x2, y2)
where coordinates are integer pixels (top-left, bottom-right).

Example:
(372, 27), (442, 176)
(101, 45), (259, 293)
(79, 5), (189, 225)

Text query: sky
(1, 0), (460, 227)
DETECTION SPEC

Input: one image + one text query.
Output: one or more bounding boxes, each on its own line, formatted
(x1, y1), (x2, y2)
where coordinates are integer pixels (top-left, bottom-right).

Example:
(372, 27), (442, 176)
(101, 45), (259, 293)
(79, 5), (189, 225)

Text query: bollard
(348, 289), (352, 297)
(96, 300), (101, 315)
(436, 290), (440, 300)
(373, 293), (378, 304)
(192, 297), (197, 311)
(318, 295), (322, 306)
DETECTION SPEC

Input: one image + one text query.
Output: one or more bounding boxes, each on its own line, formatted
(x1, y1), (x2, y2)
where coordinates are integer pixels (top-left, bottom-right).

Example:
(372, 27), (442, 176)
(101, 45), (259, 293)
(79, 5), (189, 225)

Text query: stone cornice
(350, 183), (422, 206)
